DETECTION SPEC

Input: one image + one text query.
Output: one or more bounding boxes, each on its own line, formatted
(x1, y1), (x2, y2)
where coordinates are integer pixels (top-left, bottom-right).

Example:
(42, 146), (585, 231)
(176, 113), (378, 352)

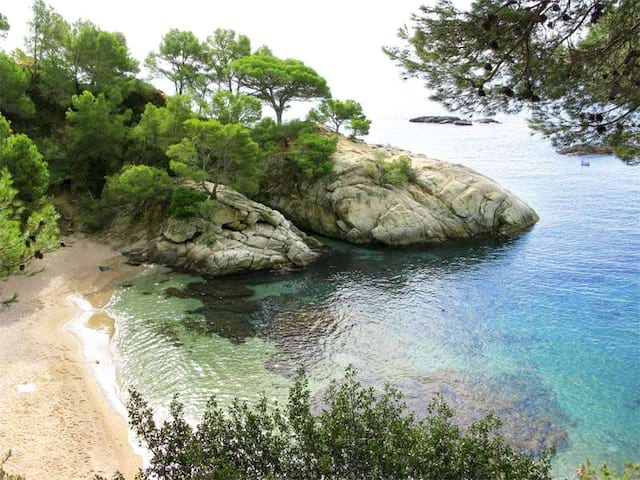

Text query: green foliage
(232, 54), (331, 124)
(103, 165), (172, 206)
(289, 132), (337, 179)
(167, 118), (261, 197)
(36, 137), (67, 190)
(0, 132), (49, 204)
(0, 52), (35, 119)
(169, 187), (209, 218)
(126, 368), (553, 480)
(385, 0), (640, 163)
(0, 170), (25, 277)
(23, 201), (60, 254)
(203, 28), (252, 94)
(146, 29), (205, 95)
(579, 463), (640, 480)
(208, 91), (261, 126)
(367, 153), (416, 186)
(309, 98), (369, 136)
(0, 115), (11, 142)
(0, 168), (59, 277)
(0, 451), (25, 480)
(65, 20), (138, 94)
(117, 79), (166, 124)
(25, 0), (69, 77)
(65, 91), (128, 194)
(348, 116), (372, 139)
(129, 95), (194, 168)
(251, 119), (336, 183)
(0, 13), (9, 39)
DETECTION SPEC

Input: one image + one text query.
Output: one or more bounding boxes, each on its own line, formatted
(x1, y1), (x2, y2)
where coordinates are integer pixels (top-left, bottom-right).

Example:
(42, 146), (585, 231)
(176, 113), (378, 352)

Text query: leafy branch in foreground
(385, 0), (640, 163)
(119, 368), (553, 480)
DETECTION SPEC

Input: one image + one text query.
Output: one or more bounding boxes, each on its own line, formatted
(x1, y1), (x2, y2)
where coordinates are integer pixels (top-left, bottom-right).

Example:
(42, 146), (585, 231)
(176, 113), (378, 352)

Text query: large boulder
(261, 136), (539, 246)
(111, 184), (322, 277)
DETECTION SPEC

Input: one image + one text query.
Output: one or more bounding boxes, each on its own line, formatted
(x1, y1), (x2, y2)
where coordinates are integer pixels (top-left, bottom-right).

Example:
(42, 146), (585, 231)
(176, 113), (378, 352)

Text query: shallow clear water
(107, 117), (640, 478)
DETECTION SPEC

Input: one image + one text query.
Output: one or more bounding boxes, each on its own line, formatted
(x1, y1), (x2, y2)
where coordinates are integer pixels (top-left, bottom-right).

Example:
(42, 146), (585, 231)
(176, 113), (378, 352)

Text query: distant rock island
(410, 115), (501, 126)
(557, 144), (614, 156)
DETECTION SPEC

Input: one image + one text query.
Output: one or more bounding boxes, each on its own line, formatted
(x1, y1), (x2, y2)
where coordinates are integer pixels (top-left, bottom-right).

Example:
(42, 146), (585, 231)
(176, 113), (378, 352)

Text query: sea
(100, 114), (639, 478)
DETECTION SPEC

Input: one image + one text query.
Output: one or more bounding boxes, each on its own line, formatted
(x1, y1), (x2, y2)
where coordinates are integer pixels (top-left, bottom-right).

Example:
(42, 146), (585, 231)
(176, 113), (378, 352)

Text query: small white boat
(581, 160), (591, 167)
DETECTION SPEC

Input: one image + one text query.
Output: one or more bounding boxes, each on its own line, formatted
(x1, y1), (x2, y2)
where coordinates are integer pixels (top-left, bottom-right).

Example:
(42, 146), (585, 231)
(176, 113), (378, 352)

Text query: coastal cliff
(261, 136), (539, 246)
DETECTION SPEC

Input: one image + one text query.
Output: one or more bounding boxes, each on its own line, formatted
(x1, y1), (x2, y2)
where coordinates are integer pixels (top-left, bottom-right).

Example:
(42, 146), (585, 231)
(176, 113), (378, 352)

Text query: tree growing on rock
(309, 98), (369, 135)
(167, 118), (261, 198)
(385, 0), (640, 163)
(348, 116), (371, 139)
(232, 54), (330, 125)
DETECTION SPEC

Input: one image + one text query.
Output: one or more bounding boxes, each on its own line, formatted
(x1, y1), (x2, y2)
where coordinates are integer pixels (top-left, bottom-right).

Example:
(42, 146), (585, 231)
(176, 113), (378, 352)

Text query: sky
(3, 9), (634, 475)
(1, 0), (462, 121)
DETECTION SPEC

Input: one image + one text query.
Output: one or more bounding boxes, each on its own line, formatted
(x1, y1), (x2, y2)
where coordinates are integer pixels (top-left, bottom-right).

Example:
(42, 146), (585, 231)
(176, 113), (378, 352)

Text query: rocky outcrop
(558, 144), (613, 156)
(409, 116), (500, 126)
(410, 115), (467, 125)
(261, 137), (539, 246)
(108, 184), (322, 276)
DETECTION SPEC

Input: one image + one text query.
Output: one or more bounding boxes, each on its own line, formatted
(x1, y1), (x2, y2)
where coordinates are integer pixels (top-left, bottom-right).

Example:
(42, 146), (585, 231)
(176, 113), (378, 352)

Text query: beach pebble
(16, 383), (36, 394)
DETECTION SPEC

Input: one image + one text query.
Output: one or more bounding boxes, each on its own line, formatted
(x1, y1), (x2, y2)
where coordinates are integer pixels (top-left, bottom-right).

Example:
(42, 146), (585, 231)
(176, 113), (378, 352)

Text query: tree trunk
(275, 108), (284, 125)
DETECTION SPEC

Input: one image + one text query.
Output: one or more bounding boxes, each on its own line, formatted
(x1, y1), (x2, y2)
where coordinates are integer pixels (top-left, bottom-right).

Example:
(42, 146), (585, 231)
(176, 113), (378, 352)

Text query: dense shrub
(120, 368), (554, 480)
(169, 187), (209, 218)
(0, 168), (59, 277)
(252, 119), (337, 182)
(289, 132), (337, 179)
(0, 133), (49, 204)
(103, 165), (173, 206)
(367, 153), (416, 186)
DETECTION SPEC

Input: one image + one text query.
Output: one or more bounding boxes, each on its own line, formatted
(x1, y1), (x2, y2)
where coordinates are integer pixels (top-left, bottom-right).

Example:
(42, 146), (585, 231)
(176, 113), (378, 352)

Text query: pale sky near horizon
(1, 1), (471, 120)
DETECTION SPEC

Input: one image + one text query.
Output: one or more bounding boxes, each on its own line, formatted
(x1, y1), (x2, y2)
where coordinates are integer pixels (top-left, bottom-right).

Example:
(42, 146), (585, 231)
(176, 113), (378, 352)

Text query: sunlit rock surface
(262, 136), (539, 246)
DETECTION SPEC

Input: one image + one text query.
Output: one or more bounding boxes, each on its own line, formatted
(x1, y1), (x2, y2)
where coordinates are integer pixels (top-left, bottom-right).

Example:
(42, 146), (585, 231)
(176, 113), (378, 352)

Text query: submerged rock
(261, 136), (539, 246)
(109, 184), (322, 277)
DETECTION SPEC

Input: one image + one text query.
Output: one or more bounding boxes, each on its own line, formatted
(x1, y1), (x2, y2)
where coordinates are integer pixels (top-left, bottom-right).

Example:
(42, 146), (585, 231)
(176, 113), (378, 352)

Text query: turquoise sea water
(107, 117), (639, 478)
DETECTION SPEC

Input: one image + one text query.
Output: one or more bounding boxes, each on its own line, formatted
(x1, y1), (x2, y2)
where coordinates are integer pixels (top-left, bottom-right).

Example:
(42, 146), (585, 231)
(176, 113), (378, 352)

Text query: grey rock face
(261, 137), (539, 246)
(410, 115), (464, 124)
(116, 184), (322, 277)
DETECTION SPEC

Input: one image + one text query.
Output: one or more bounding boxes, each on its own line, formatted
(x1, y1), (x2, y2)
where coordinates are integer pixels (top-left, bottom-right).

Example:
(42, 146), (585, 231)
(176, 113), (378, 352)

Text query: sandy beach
(0, 236), (143, 479)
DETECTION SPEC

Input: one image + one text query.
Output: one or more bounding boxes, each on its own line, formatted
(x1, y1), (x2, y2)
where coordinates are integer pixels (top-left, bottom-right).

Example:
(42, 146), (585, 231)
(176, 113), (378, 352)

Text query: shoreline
(0, 236), (143, 479)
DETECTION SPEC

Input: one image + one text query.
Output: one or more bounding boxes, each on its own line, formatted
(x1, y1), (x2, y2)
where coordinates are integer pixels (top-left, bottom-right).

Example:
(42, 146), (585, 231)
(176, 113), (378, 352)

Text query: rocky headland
(97, 136), (538, 276)
(260, 136), (539, 246)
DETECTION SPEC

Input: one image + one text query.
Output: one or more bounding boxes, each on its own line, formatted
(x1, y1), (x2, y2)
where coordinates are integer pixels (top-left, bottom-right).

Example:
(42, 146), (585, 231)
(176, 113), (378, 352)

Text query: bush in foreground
(115, 368), (553, 480)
